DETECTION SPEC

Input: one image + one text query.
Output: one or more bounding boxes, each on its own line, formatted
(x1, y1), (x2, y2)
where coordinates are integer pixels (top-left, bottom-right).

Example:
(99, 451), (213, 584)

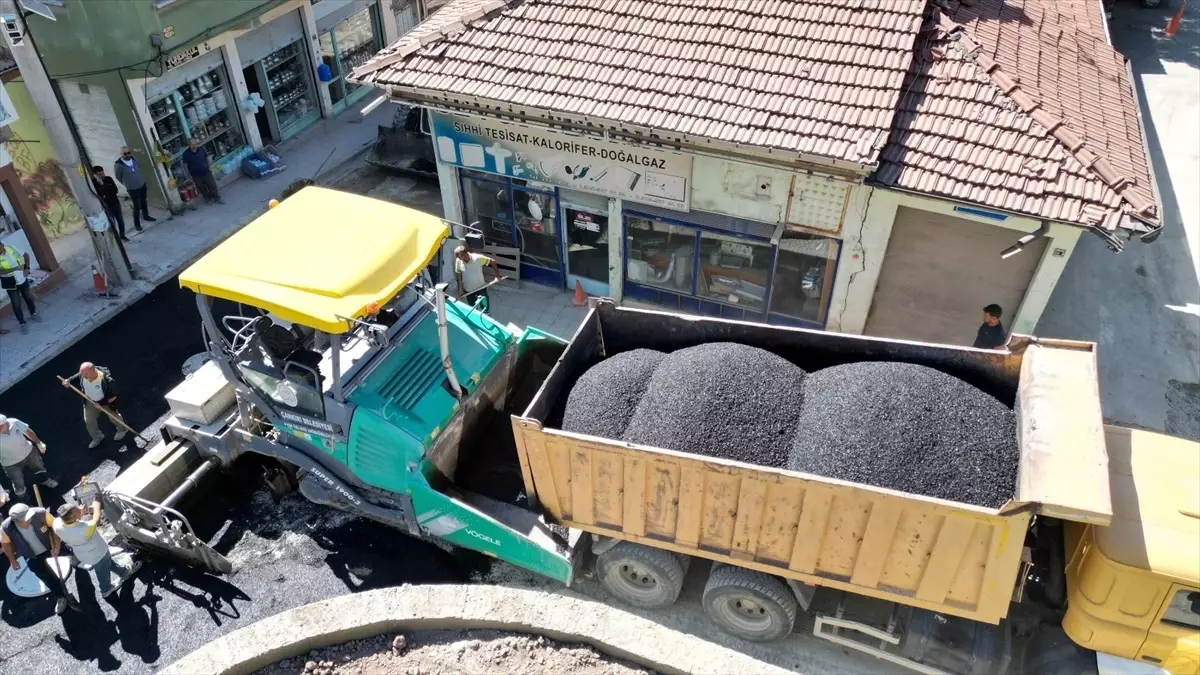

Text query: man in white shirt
(0, 242), (42, 335)
(54, 500), (139, 600)
(453, 246), (501, 314)
(62, 362), (127, 449)
(0, 415), (57, 499)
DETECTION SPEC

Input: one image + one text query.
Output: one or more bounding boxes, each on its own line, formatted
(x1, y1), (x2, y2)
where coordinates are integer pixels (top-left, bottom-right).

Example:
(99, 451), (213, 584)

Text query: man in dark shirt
(181, 138), (224, 205)
(91, 166), (127, 241)
(973, 303), (1007, 350)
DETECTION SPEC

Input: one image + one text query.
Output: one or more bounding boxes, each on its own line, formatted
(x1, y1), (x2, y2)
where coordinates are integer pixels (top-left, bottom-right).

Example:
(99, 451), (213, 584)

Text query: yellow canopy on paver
(179, 186), (449, 333)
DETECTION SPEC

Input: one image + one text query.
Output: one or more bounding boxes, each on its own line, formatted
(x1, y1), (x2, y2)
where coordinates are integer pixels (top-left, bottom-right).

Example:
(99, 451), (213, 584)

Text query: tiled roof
(873, 0), (1159, 232)
(356, 0), (1159, 234)
(354, 0), (927, 168)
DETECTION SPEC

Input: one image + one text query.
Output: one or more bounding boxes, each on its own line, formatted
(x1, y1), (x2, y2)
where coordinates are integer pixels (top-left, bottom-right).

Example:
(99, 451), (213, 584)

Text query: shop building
(23, 0), (422, 210)
(0, 58), (68, 304)
(353, 0), (1160, 342)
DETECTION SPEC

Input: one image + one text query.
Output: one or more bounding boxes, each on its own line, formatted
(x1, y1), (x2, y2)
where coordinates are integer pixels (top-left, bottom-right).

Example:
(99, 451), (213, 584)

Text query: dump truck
(95, 187), (1198, 675)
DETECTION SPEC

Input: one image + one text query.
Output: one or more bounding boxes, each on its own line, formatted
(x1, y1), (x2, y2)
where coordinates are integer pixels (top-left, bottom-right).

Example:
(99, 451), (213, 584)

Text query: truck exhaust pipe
(434, 283), (464, 399)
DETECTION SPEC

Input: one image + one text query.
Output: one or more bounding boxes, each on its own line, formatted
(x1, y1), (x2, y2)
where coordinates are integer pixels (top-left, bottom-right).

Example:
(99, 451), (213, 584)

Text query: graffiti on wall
(2, 79), (85, 239)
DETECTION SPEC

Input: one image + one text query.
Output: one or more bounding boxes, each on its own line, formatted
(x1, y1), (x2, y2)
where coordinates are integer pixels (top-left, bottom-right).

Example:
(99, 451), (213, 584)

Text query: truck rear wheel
(595, 542), (685, 610)
(702, 565), (798, 642)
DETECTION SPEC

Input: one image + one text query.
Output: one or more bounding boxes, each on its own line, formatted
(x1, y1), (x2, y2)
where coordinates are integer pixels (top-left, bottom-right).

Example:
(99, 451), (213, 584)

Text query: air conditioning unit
(1, 15), (23, 47)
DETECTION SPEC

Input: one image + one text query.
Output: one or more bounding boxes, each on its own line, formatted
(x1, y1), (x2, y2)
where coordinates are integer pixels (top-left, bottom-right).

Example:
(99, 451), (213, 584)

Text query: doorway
(242, 64), (272, 143)
(563, 205), (610, 296)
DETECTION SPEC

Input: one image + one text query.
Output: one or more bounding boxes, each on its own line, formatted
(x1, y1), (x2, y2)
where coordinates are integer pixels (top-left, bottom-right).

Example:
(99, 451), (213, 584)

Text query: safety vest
(0, 246), (21, 276)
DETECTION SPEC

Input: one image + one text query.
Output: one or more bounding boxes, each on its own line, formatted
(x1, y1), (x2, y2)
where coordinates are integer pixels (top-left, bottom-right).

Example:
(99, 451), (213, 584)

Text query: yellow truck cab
(1063, 426), (1200, 675)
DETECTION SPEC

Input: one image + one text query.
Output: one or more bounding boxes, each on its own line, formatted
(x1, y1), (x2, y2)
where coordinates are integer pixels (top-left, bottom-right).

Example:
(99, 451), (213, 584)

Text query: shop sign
(165, 42), (213, 71)
(431, 112), (692, 211)
(572, 211), (600, 233)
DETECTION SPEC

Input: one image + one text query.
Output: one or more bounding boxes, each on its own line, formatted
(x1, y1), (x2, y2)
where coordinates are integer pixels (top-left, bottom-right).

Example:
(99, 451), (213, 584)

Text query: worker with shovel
(62, 362), (127, 449)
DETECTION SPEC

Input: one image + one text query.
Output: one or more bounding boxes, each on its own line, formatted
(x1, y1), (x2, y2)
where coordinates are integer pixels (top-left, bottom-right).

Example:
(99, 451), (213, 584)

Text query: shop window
(697, 231), (771, 311)
(769, 232), (839, 326)
(321, 4), (382, 113)
(148, 63), (247, 193)
(461, 170), (561, 279)
(626, 216), (696, 294)
(513, 188), (558, 271)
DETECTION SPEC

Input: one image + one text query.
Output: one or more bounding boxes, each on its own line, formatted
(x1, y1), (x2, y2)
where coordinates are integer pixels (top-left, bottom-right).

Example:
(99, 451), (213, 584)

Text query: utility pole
(1, 0), (132, 288)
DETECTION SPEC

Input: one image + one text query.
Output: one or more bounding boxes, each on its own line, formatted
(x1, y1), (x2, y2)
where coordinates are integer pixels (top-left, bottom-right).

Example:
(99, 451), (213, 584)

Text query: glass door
(321, 5), (382, 115)
(563, 205), (610, 296)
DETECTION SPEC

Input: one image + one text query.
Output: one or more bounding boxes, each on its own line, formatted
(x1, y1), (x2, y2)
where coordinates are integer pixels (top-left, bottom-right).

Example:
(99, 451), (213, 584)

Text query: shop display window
(461, 170), (561, 277)
(625, 217), (697, 294)
(149, 64), (246, 189)
(263, 41), (317, 134)
(697, 230), (771, 311)
(321, 5), (382, 111)
(769, 232), (840, 325)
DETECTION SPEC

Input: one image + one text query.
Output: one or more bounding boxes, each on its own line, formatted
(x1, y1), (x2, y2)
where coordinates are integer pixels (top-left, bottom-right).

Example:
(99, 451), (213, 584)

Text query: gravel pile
(562, 349), (667, 439)
(622, 343), (806, 468)
(787, 361), (1018, 508)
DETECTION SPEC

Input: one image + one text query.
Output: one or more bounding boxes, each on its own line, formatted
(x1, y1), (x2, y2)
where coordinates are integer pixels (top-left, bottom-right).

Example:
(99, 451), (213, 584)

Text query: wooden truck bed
(511, 302), (1110, 624)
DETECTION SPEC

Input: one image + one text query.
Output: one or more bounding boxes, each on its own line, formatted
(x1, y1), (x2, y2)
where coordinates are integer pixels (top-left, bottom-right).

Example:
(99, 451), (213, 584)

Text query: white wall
(688, 154), (848, 235)
(826, 185), (1079, 336)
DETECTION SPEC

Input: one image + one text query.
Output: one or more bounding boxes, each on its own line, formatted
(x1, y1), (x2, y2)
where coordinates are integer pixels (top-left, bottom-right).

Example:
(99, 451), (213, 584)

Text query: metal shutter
(863, 206), (1047, 346)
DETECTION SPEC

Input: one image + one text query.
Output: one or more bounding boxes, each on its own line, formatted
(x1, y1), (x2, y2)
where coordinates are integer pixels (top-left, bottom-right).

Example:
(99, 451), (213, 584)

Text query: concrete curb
(163, 584), (794, 675)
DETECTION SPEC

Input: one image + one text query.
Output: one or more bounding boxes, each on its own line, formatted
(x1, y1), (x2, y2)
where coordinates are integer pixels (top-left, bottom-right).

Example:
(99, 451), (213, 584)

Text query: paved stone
(0, 104), (393, 394)
(163, 584), (794, 675)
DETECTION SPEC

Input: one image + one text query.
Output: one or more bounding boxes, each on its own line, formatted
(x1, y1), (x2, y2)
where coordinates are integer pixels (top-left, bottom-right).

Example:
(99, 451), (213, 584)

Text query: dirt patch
(256, 630), (649, 675)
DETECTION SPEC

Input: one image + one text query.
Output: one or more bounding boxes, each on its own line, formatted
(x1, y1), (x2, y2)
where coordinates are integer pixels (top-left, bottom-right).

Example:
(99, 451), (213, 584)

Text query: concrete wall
(27, 0), (287, 77)
(826, 185), (1081, 336)
(689, 154), (849, 236)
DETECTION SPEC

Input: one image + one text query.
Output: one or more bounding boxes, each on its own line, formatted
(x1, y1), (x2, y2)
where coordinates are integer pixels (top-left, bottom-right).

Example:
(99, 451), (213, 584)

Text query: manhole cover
(6, 556), (73, 598)
(182, 353), (212, 377)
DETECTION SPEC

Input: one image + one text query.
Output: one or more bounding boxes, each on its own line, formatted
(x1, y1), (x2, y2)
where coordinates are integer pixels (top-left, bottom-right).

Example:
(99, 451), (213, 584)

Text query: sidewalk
(0, 104), (392, 393)
(489, 283), (588, 339)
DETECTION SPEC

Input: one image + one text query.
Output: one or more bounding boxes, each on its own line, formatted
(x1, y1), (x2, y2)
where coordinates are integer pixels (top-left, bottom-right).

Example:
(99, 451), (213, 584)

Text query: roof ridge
(930, 1), (1157, 225)
(351, 0), (522, 82)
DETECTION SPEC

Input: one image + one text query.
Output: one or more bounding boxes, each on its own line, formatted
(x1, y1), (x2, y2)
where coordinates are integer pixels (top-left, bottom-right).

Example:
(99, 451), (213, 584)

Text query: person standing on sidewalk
(1, 503), (80, 614)
(181, 139), (224, 205)
(53, 500), (140, 600)
(91, 165), (128, 242)
(0, 242), (43, 335)
(62, 362), (127, 449)
(113, 147), (156, 233)
(0, 415), (57, 499)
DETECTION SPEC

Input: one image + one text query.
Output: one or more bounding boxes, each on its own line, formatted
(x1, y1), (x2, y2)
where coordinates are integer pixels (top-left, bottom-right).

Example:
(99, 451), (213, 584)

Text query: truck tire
(702, 565), (798, 642)
(595, 542), (685, 610)
(1023, 626), (1098, 675)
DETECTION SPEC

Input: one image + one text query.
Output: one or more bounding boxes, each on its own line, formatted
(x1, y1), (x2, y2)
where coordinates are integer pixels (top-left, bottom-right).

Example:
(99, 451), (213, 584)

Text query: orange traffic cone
(572, 279), (586, 306)
(1166, 1), (1186, 38)
(91, 264), (107, 294)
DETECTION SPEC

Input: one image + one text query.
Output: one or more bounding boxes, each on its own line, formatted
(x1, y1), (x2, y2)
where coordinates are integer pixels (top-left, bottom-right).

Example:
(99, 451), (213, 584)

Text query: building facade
(354, 0), (1160, 346)
(0, 55), (68, 304)
(23, 0), (423, 211)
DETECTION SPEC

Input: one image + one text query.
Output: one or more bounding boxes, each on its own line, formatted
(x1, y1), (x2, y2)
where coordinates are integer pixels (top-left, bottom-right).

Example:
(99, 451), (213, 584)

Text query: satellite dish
(18, 0), (57, 21)
(527, 199), (543, 220)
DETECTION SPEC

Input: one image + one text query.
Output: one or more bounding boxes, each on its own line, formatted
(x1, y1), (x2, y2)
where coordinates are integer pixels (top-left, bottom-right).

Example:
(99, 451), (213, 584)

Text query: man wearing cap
(62, 362), (127, 449)
(53, 499), (139, 600)
(0, 415), (57, 499)
(1, 502), (80, 614)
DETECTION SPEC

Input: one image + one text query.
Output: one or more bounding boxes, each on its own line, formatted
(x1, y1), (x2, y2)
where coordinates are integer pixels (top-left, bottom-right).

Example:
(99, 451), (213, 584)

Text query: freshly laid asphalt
(0, 279), (489, 674)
